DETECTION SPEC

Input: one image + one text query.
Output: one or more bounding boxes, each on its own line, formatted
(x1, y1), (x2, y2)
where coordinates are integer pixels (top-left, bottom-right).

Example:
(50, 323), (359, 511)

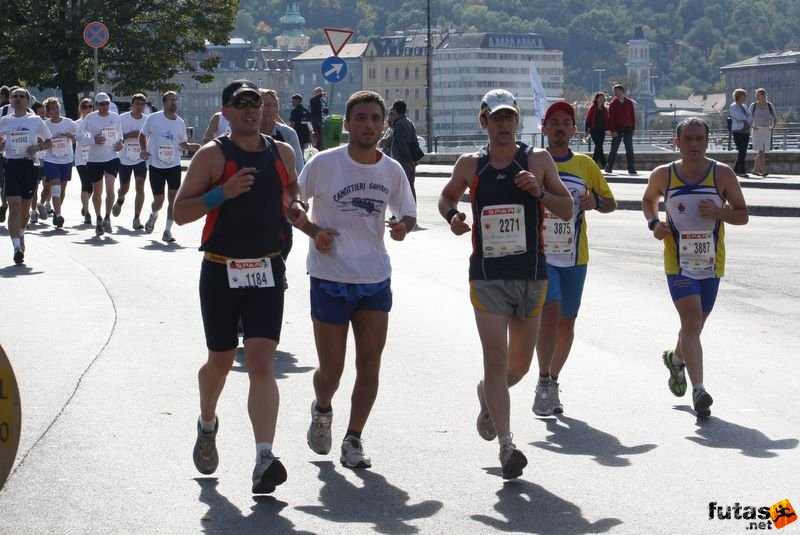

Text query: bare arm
(173, 142), (256, 225)
(642, 166), (671, 240)
(438, 153), (475, 235)
(202, 114), (220, 144)
(700, 164), (749, 225)
(525, 149), (573, 220)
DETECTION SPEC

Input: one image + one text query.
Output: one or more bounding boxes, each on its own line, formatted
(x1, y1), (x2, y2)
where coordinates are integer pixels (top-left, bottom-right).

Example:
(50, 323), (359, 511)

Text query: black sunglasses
(229, 98), (262, 110)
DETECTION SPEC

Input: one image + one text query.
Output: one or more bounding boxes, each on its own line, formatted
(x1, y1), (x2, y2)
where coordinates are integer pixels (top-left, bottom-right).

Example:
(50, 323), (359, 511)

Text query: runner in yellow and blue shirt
(642, 117), (748, 418)
(533, 101), (617, 416)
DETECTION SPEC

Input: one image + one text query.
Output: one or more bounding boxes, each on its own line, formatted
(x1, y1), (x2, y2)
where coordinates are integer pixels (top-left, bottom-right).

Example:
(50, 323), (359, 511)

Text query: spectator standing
(729, 88), (752, 178)
(584, 92), (609, 169)
(388, 100), (423, 202)
(748, 88), (776, 177)
(604, 84), (637, 175)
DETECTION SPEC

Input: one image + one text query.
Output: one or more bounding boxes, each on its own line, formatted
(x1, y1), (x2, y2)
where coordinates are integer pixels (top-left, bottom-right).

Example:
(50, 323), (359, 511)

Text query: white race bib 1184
(481, 204), (526, 258)
(226, 258), (275, 289)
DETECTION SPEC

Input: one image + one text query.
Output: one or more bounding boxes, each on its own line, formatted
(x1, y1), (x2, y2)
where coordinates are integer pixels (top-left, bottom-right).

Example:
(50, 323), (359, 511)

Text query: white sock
(199, 416), (216, 433)
(498, 433), (513, 447)
(165, 219), (174, 231)
(11, 237), (20, 249)
(693, 383), (705, 394)
(671, 351), (684, 365)
(256, 442), (272, 462)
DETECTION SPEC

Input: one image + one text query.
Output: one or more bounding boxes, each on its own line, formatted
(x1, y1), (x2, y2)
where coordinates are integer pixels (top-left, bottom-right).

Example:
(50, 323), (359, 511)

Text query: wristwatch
(647, 217), (660, 231)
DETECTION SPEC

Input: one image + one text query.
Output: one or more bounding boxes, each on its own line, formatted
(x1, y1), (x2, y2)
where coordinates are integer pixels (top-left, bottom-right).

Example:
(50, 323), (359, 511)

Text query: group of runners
(1, 78), (749, 491)
(163, 80), (749, 494)
(0, 85), (199, 265)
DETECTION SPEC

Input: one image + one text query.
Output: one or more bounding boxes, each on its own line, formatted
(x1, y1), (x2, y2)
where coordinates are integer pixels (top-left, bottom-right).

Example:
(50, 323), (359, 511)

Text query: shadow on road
(0, 264), (43, 277)
(142, 240), (186, 251)
(232, 349), (314, 379)
(195, 477), (312, 534)
(530, 415), (657, 466)
(471, 480), (623, 534)
(674, 406), (799, 457)
(295, 460), (443, 533)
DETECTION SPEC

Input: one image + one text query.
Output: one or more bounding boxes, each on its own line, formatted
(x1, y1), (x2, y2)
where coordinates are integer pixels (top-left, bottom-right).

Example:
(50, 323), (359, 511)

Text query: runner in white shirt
(77, 92), (123, 236)
(0, 87), (53, 264)
(114, 94), (149, 230)
(41, 97), (78, 228)
(74, 98), (94, 224)
(138, 91), (200, 242)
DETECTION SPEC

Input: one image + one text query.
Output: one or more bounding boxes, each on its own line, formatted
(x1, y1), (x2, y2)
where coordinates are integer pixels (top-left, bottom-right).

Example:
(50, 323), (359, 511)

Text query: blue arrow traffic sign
(321, 56), (348, 84)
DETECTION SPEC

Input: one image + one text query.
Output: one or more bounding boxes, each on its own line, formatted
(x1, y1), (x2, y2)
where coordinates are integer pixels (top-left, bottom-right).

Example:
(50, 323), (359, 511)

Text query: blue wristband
(202, 186), (226, 210)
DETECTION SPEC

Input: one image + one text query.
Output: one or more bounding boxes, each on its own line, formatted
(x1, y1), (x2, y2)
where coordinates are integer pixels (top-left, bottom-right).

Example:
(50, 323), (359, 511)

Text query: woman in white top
(74, 98), (94, 223)
(728, 88), (753, 178)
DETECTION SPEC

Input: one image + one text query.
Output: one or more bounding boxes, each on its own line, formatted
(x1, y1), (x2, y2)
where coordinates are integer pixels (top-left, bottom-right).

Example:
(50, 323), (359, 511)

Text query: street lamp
(650, 75), (658, 96)
(594, 68), (606, 92)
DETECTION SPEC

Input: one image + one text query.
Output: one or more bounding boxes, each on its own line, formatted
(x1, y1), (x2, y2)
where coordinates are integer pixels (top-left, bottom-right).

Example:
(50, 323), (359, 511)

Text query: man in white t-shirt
(77, 92), (123, 236)
(42, 97), (78, 228)
(139, 91), (200, 243)
(0, 87), (53, 263)
(114, 93), (149, 229)
(297, 91), (416, 470)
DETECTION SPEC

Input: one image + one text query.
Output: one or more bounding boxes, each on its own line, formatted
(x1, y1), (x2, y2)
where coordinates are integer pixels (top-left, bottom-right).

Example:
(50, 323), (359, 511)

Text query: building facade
(720, 51), (800, 114)
(170, 39), (295, 133)
(432, 32), (563, 135)
(363, 33), (439, 134)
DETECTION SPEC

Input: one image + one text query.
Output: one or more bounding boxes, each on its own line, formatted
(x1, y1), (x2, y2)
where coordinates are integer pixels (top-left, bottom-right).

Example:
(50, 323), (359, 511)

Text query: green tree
(0, 0), (238, 118)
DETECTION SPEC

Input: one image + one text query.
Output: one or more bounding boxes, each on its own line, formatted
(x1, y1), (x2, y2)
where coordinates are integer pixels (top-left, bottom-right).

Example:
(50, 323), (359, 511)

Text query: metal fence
(430, 124), (800, 154)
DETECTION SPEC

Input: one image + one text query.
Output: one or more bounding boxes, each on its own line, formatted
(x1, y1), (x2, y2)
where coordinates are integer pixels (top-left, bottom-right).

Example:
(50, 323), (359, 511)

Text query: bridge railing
(430, 124), (800, 154)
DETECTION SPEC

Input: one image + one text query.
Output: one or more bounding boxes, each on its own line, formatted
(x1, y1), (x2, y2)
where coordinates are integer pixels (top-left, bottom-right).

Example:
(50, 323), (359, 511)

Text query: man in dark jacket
(388, 100), (421, 201)
(289, 93), (312, 149)
(309, 87), (327, 150)
(605, 84), (637, 175)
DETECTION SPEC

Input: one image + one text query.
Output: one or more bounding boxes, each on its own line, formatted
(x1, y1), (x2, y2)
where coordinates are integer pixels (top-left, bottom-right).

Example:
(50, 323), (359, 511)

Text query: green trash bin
(323, 115), (343, 149)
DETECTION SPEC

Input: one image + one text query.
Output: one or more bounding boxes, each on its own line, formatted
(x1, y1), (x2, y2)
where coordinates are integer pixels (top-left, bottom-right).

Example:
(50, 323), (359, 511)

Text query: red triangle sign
(324, 28), (354, 56)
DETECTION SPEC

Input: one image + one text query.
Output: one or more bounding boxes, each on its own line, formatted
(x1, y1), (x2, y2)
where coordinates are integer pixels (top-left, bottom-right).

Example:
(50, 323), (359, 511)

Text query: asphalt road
(0, 173), (798, 534)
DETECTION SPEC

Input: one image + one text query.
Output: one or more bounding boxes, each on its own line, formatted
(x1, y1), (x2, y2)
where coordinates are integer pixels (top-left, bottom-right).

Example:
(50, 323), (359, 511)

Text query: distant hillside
(237, 0), (800, 98)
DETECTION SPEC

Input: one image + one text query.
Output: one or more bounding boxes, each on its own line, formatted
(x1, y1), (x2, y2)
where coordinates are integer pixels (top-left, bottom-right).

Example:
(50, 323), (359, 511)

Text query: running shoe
(193, 418), (219, 475)
(476, 381), (496, 441)
(340, 436), (371, 469)
(37, 202), (47, 220)
(45, 201), (53, 215)
(13, 247), (24, 265)
(550, 381), (563, 414)
(532, 378), (555, 416)
(144, 212), (158, 233)
(29, 210), (38, 224)
(162, 230), (175, 243)
(54, 214), (65, 228)
(112, 198), (124, 217)
(693, 389), (713, 418)
(132, 216), (143, 230)
(499, 442), (527, 479)
(84, 211), (92, 225)
(306, 401), (332, 455)
(662, 350), (687, 397)
(96, 217), (104, 236)
(251, 450), (287, 494)
(103, 217), (112, 234)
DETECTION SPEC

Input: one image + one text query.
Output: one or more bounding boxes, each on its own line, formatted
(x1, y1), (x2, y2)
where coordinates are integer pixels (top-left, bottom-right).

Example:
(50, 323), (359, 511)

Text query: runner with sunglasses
(174, 79), (302, 495)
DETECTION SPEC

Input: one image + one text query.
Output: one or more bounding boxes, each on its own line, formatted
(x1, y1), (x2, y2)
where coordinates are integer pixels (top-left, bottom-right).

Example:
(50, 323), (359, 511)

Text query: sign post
(84, 21), (110, 96)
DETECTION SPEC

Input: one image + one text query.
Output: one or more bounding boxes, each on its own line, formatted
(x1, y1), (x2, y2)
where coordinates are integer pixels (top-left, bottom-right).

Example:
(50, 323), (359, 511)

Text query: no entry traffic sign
(84, 21), (109, 49)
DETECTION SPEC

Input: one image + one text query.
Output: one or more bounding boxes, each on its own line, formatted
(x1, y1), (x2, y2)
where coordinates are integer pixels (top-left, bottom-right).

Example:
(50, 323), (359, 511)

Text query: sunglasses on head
(229, 98), (262, 110)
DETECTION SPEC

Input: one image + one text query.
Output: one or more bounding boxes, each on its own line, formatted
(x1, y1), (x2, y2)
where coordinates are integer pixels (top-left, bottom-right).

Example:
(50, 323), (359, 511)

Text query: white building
(433, 32), (563, 136)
